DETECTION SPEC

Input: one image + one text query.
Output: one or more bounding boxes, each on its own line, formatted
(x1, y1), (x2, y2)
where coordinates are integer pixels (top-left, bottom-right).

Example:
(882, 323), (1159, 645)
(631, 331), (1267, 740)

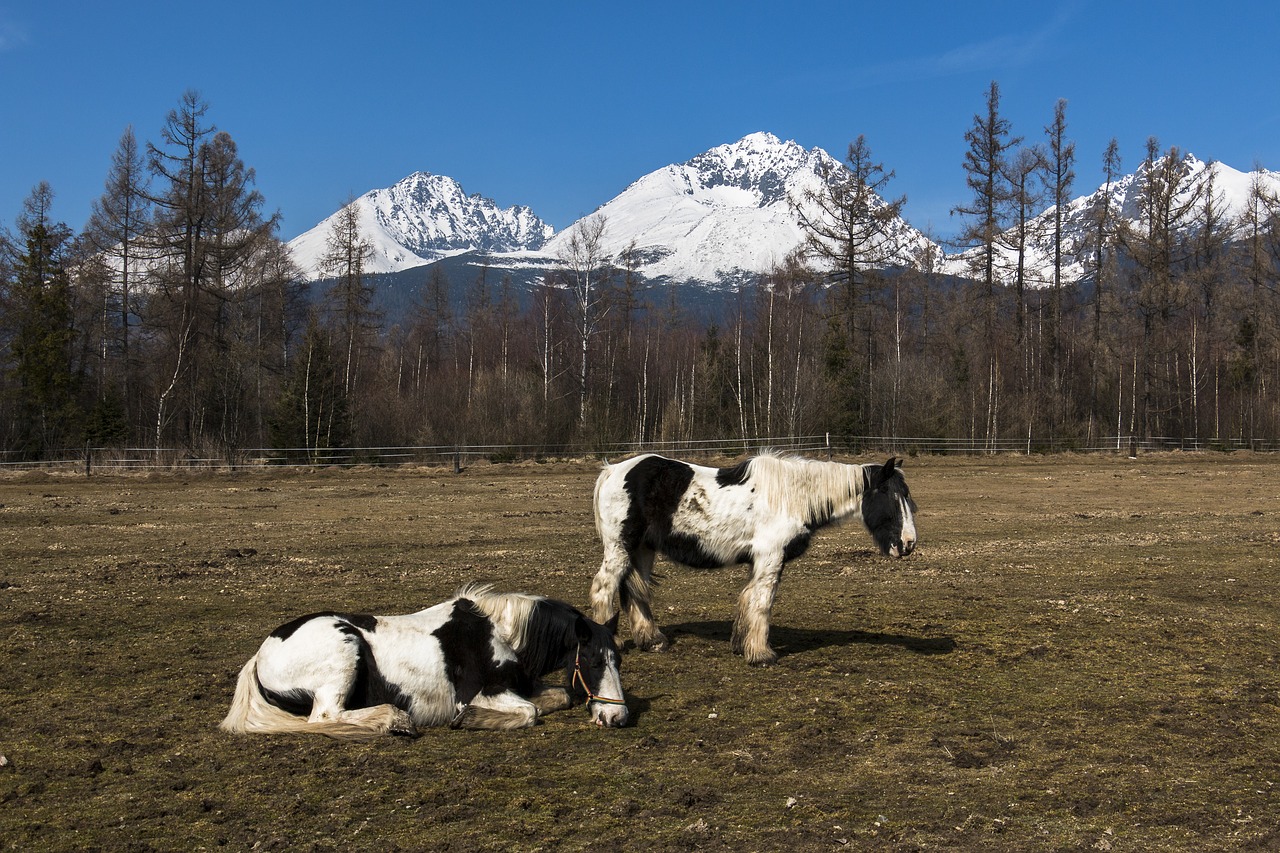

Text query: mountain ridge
(287, 134), (1280, 290)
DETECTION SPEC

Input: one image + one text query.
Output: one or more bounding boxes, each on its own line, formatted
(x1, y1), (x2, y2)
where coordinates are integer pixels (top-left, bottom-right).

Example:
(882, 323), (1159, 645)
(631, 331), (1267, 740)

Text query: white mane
(453, 582), (543, 651)
(745, 453), (867, 526)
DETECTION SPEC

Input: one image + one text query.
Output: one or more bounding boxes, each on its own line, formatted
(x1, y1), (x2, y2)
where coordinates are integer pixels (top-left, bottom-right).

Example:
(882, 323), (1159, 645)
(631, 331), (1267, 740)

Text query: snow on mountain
(287, 172), (553, 280)
(943, 154), (1280, 285)
(541, 131), (933, 285)
(287, 136), (1279, 297)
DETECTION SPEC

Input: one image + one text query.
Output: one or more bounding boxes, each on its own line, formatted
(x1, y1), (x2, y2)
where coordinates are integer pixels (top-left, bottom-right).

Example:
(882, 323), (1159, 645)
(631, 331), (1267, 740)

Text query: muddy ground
(0, 452), (1277, 851)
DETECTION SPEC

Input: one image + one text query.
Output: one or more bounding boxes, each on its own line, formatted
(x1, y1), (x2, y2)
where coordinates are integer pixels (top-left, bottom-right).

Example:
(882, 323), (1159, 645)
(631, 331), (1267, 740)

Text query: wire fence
(2, 433), (1277, 475)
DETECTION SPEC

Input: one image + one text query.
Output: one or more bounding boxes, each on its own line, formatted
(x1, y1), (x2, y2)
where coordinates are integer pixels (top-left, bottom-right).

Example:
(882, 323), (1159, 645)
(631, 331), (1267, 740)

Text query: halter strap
(572, 645), (626, 706)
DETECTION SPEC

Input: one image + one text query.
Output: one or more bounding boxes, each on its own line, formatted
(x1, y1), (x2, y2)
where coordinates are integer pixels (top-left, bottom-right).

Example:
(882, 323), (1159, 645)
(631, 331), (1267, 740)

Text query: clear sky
(3, 1), (1279, 244)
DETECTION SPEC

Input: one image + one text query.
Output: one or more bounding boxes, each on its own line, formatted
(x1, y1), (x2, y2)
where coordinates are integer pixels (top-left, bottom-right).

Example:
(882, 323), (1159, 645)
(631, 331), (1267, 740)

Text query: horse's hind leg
(624, 545), (667, 652)
(731, 556), (783, 666)
(308, 688), (418, 738)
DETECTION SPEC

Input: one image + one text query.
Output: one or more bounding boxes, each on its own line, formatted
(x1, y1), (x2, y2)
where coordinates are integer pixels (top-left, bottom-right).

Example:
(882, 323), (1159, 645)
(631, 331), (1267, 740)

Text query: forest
(3, 85), (1280, 463)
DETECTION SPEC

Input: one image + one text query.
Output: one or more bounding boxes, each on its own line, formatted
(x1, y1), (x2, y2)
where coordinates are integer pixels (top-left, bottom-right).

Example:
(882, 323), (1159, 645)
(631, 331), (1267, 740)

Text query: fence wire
(2, 433), (1276, 474)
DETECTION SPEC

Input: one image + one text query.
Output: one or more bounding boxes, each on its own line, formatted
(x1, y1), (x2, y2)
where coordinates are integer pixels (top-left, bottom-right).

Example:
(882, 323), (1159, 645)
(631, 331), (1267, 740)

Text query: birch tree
(558, 214), (611, 427)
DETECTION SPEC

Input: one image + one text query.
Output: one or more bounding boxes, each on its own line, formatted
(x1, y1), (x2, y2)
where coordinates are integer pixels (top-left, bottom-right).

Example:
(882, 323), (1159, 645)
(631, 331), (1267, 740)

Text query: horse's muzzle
(889, 538), (916, 558)
(590, 701), (628, 728)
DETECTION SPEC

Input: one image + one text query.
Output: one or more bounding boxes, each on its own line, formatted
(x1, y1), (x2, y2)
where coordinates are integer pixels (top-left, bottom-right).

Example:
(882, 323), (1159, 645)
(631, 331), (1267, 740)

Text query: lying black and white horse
(221, 583), (627, 739)
(590, 453), (917, 666)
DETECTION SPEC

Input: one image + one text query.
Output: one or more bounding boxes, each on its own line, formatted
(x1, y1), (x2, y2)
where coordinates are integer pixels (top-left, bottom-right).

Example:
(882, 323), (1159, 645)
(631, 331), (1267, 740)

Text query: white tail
(218, 654), (412, 741)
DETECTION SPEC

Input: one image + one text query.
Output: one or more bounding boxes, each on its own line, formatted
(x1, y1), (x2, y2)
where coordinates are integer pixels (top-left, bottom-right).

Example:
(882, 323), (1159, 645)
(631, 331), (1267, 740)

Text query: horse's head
(570, 613), (627, 727)
(862, 457), (918, 558)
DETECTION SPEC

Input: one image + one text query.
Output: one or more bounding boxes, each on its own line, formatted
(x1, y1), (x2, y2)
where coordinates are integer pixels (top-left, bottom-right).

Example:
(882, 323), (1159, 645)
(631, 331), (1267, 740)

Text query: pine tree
(6, 184), (80, 457)
(794, 135), (907, 434)
(953, 81), (1022, 445)
(85, 126), (151, 432)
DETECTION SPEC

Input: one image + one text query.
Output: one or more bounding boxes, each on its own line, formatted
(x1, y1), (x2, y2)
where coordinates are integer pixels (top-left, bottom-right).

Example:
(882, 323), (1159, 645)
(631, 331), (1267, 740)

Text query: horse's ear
(605, 612), (620, 636)
(870, 457), (896, 488)
(575, 615), (593, 643)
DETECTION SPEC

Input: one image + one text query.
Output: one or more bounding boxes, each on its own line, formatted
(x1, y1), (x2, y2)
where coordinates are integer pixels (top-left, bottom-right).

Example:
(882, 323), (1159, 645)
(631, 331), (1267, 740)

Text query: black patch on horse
(256, 676), (314, 717)
(715, 459), (752, 488)
(268, 611), (378, 642)
(341, 623), (412, 712)
(782, 530), (812, 562)
(268, 612), (333, 642)
(663, 532), (749, 568)
(621, 456), (695, 553)
(518, 599), (580, 681)
(433, 599), (522, 704)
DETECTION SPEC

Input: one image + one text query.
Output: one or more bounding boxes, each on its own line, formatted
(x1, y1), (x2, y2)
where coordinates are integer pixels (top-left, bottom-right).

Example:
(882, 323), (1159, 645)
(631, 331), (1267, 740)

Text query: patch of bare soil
(1, 453), (1278, 850)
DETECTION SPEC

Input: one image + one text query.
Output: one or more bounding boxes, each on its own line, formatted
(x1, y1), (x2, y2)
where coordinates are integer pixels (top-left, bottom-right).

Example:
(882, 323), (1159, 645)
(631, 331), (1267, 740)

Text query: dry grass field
(1, 452), (1277, 851)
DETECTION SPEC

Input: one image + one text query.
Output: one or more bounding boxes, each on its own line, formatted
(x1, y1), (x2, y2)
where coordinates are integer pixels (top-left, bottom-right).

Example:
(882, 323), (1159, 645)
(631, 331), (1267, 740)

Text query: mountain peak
(541, 132), (925, 285)
(287, 173), (553, 279)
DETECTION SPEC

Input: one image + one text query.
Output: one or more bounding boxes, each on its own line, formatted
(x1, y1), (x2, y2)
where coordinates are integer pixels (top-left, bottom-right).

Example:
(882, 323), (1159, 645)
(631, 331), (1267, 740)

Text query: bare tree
(319, 198), (378, 398)
(1118, 139), (1205, 438)
(558, 214), (611, 427)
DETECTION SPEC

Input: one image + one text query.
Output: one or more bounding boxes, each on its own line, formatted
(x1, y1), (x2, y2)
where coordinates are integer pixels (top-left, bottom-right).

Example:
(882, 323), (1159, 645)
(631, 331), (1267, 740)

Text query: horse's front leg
(731, 554), (783, 666)
(527, 683), (574, 715)
(590, 540), (629, 626)
(452, 691), (540, 730)
(624, 545), (667, 651)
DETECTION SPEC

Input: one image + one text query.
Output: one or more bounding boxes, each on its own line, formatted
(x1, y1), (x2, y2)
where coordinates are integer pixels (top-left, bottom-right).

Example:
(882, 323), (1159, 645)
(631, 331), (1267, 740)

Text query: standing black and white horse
(590, 453), (917, 666)
(221, 584), (627, 739)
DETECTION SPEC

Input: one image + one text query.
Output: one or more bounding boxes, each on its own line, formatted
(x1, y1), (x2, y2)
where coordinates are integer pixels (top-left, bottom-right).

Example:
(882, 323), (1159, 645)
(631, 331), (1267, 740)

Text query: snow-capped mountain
(540, 131), (933, 285)
(943, 154), (1280, 284)
(287, 172), (552, 279)
(288, 136), (1278, 297)
(287, 132), (936, 289)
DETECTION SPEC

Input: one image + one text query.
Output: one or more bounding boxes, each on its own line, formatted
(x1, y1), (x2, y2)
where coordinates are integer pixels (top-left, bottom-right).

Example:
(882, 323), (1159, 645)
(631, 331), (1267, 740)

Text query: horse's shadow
(661, 620), (959, 658)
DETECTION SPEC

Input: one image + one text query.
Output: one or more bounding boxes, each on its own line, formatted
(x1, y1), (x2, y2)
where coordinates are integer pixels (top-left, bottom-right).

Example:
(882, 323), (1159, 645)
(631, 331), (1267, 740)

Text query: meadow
(1, 452), (1277, 851)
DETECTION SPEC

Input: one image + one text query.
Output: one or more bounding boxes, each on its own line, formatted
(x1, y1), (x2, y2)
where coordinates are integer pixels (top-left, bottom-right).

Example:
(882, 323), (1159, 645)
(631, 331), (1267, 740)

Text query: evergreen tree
(5, 184), (80, 457)
(952, 81), (1022, 444)
(86, 126), (151, 432)
(794, 136), (906, 433)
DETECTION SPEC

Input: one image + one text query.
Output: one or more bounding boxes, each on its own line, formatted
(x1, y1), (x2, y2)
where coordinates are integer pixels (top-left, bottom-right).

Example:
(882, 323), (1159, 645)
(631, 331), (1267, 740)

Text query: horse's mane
(744, 452), (866, 527)
(455, 582), (540, 649)
(454, 582), (580, 677)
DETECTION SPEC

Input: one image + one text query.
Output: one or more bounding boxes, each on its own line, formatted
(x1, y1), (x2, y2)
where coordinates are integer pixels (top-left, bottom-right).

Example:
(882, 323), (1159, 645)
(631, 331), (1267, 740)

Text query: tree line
(3, 85), (1280, 462)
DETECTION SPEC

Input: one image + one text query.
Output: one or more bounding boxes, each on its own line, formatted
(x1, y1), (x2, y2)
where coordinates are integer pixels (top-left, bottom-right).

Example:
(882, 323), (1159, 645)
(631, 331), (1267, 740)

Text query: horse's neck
(766, 458), (863, 525)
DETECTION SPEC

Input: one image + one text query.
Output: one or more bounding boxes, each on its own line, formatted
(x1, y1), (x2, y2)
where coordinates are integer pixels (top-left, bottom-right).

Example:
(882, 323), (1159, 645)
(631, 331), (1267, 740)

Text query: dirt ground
(1, 452), (1277, 851)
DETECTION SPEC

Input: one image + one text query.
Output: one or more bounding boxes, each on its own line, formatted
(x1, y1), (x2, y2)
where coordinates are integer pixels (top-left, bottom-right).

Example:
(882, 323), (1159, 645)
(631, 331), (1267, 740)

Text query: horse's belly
(655, 530), (748, 568)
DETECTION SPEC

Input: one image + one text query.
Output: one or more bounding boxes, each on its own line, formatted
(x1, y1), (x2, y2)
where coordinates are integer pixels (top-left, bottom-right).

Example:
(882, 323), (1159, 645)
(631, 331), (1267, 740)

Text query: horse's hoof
(637, 633), (668, 652)
(744, 650), (777, 667)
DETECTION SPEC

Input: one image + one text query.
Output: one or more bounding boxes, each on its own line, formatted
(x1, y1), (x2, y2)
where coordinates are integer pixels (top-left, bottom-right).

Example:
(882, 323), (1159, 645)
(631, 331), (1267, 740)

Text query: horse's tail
(592, 462), (610, 541)
(219, 654), (402, 741)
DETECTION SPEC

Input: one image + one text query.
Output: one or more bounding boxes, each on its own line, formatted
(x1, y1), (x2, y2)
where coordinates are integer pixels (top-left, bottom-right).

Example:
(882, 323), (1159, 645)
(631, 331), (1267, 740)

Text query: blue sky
(3, 1), (1279, 243)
